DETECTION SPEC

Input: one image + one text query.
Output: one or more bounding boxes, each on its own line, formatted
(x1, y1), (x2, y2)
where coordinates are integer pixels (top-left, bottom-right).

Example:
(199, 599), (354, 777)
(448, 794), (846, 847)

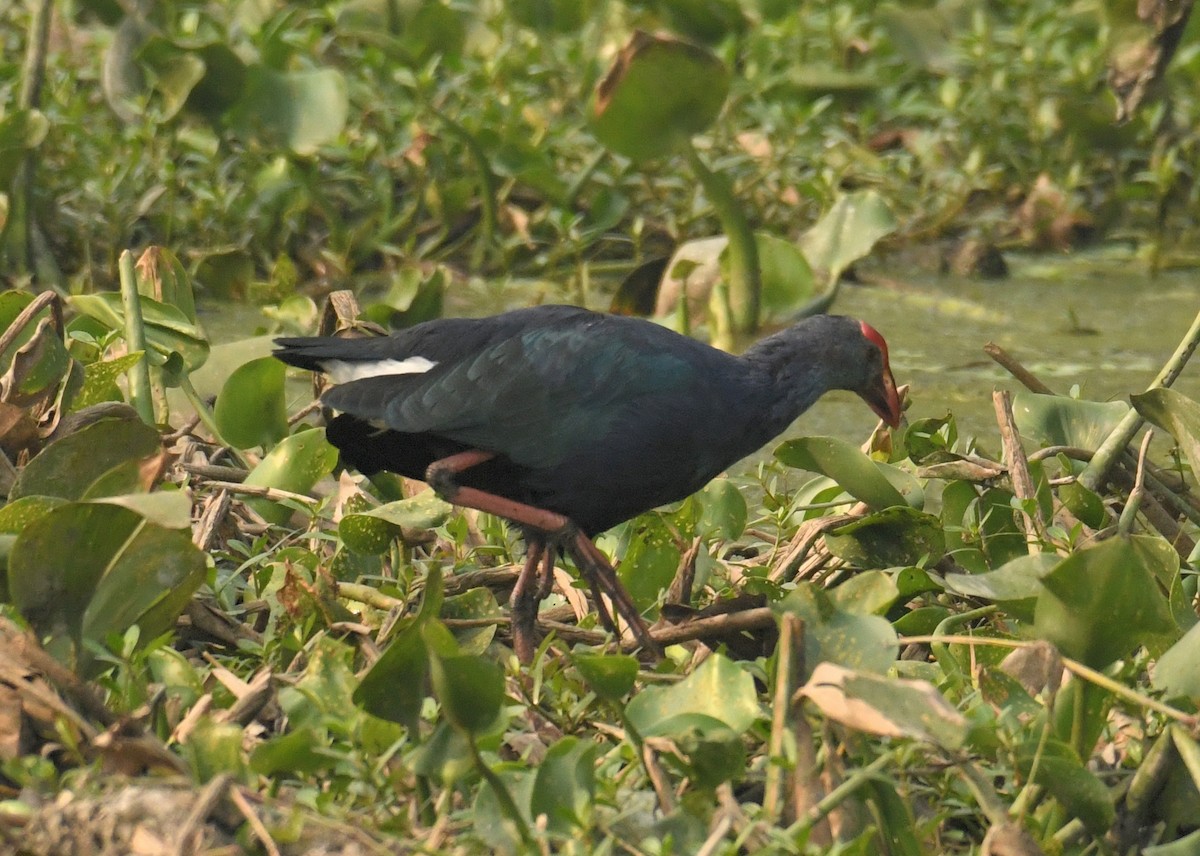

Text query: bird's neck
(738, 330), (840, 432)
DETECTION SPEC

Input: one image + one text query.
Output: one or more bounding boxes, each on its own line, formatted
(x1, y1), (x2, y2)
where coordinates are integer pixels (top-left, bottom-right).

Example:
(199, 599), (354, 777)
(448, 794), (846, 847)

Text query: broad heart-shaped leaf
(721, 232), (815, 319)
(1153, 622), (1200, 700)
(697, 478), (747, 540)
(775, 436), (920, 510)
(1034, 535), (1177, 669)
(801, 662), (968, 750)
(9, 417), (161, 501)
(340, 491), (453, 554)
(70, 292), (210, 380)
(227, 66), (348, 155)
(824, 507), (946, 568)
(572, 651), (639, 701)
(214, 357), (288, 450)
(943, 553), (1059, 622)
(9, 502), (205, 671)
(429, 653), (505, 736)
(529, 737), (596, 835)
(352, 566), (444, 730)
(1133, 387), (1200, 480)
(618, 512), (682, 610)
(241, 428), (338, 524)
(1013, 392), (1130, 451)
(1016, 738), (1115, 836)
(799, 190), (897, 287)
(625, 652), (762, 737)
(591, 30), (729, 163)
(774, 584), (899, 680)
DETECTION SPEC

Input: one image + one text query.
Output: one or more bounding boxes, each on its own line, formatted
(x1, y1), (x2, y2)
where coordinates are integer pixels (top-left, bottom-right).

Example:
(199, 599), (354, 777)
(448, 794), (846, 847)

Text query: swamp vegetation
(3, 1), (1200, 854)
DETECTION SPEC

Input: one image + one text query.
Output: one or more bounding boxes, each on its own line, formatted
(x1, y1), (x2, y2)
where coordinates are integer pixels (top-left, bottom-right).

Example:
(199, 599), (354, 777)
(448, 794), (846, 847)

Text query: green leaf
(801, 662), (968, 750)
(724, 232), (815, 319)
(228, 66), (349, 154)
(214, 357), (288, 449)
(824, 507), (946, 568)
(775, 436), (920, 510)
(250, 726), (330, 776)
(9, 502), (205, 671)
(591, 31), (729, 163)
(530, 737), (596, 834)
(353, 620), (428, 730)
(0, 109), (49, 188)
(442, 587), (501, 655)
(573, 652), (639, 701)
(698, 478), (747, 540)
(674, 724), (746, 789)
(1017, 738), (1115, 835)
(1034, 536), (1177, 668)
(340, 490), (453, 554)
(618, 513), (681, 610)
(830, 570), (901, 616)
(70, 292), (210, 380)
(1133, 388), (1200, 481)
(799, 190), (897, 287)
(241, 428), (337, 524)
(10, 417), (161, 501)
(1153, 622), (1200, 700)
(625, 653), (762, 736)
(183, 717), (248, 783)
(943, 553), (1059, 622)
(1013, 392), (1130, 451)
(429, 654), (505, 736)
(774, 584), (898, 679)
(75, 353), (144, 409)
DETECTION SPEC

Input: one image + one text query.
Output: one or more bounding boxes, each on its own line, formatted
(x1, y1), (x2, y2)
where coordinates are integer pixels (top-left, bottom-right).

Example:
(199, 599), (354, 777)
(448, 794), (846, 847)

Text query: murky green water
(800, 262), (1200, 444)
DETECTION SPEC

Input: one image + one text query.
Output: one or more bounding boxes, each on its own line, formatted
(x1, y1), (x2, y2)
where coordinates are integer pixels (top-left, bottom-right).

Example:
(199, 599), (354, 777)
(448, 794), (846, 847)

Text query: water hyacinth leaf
(337, 513), (396, 555)
(353, 620), (428, 730)
(775, 435), (917, 510)
(892, 605), (952, 635)
(137, 35), (207, 120)
(657, 0), (748, 43)
(1016, 738), (1115, 835)
(625, 653), (761, 736)
(134, 247), (196, 323)
(8, 502), (205, 667)
(830, 570), (900, 616)
(591, 31), (730, 163)
(825, 507), (945, 568)
(2, 316), (70, 402)
(442, 588), (501, 655)
(185, 42), (248, 119)
(1034, 536), (1177, 669)
(727, 232), (815, 318)
(96, 490), (192, 529)
(410, 720), (476, 786)
(227, 66), (348, 155)
(1013, 392), (1129, 451)
(353, 490), (453, 531)
(429, 654), (505, 735)
(241, 428), (337, 524)
(801, 662), (968, 750)
(619, 513), (681, 610)
(1154, 623), (1200, 700)
(214, 357), (288, 449)
(1058, 480), (1107, 529)
(1132, 388), (1200, 480)
(75, 352), (144, 409)
(774, 584), (898, 678)
(573, 652), (639, 701)
(9, 416), (161, 501)
(510, 0), (595, 33)
(944, 553), (1059, 622)
(799, 190), (897, 288)
(674, 724), (747, 788)
(70, 292), (210, 381)
(698, 477), (747, 540)
(251, 726), (330, 777)
(184, 717), (248, 783)
(529, 737), (596, 835)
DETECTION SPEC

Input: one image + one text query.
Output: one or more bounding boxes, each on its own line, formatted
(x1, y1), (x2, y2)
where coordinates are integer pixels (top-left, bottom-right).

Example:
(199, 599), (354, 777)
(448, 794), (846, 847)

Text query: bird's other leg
(423, 450), (660, 659)
(565, 531), (659, 656)
(536, 545), (556, 601)
(509, 539), (545, 663)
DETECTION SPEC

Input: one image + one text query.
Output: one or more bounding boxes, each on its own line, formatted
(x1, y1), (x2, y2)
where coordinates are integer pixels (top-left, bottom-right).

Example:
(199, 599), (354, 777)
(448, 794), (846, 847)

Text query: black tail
(273, 337), (353, 371)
